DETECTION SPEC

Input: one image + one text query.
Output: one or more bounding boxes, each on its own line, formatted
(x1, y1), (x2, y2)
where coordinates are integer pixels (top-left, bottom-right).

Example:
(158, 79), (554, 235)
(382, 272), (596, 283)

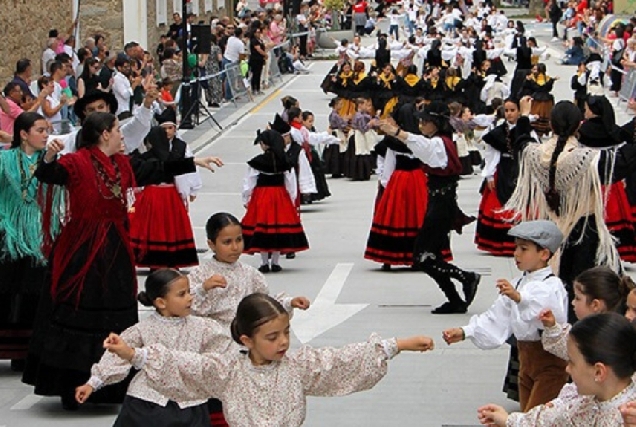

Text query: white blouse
(87, 313), (229, 408)
(132, 334), (399, 426)
(463, 267), (568, 348)
(242, 166), (298, 206)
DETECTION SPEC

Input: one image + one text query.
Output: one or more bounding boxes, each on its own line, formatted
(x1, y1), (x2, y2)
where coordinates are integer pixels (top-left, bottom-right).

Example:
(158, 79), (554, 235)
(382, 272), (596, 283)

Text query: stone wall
(79, 0), (124, 54)
(0, 0), (224, 86)
(0, 0), (73, 85)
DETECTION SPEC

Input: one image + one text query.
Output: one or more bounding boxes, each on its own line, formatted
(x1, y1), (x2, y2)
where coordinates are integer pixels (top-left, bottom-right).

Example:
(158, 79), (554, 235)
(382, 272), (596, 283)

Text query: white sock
(271, 252), (280, 265)
(260, 252), (270, 265)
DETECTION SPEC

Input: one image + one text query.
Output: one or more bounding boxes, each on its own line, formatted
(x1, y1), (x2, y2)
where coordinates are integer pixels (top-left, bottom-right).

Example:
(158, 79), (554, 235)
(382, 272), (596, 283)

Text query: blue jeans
(389, 24), (399, 40)
(222, 57), (235, 101)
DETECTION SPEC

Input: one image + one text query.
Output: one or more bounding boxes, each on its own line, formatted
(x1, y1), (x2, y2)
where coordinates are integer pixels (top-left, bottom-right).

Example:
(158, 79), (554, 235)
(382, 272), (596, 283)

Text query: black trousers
(299, 35), (308, 57)
(551, 21), (559, 38)
(413, 189), (468, 304)
(250, 61), (264, 93)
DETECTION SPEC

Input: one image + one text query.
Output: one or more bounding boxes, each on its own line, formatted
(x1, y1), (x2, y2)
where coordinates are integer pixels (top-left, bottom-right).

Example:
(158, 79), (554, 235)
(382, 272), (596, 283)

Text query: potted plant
(320, 0), (354, 49)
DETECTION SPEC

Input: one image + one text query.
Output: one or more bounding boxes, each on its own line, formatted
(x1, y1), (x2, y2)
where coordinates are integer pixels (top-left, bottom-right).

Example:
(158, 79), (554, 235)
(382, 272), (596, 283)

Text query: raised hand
(291, 296), (311, 310)
(397, 336), (435, 352)
(539, 308), (556, 328)
(203, 274), (227, 291)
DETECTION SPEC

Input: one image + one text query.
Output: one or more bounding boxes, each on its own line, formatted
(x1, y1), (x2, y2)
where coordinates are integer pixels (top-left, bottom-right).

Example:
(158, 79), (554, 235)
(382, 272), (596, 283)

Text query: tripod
(180, 73), (222, 131)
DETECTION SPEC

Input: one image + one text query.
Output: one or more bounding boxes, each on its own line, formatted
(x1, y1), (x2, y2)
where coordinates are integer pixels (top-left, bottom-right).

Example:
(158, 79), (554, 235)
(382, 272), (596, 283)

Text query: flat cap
(508, 220), (563, 253)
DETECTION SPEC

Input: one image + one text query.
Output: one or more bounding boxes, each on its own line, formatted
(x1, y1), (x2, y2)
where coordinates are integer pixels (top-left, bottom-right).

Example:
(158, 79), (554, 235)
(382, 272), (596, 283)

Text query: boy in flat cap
(442, 220), (569, 412)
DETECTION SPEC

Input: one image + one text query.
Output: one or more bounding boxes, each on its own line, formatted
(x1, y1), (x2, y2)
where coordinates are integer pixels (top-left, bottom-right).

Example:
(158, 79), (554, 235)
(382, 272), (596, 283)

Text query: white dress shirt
(112, 71), (133, 116)
(463, 267), (568, 349)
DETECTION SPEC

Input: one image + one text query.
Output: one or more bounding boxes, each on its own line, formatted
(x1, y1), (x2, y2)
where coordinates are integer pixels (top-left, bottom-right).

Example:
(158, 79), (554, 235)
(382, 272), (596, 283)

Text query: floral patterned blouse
(541, 322), (571, 361)
(131, 334), (399, 426)
(87, 312), (229, 408)
(188, 257), (293, 337)
(507, 381), (636, 426)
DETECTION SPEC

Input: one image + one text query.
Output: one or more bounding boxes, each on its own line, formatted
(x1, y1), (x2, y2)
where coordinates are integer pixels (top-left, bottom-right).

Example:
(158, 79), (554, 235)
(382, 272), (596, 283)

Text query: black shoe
(271, 264), (282, 273)
(286, 253), (296, 259)
(210, 102), (220, 108)
(431, 301), (467, 314)
(258, 264), (270, 273)
(61, 394), (79, 411)
(463, 272), (481, 306)
(381, 263), (391, 271)
(10, 359), (25, 372)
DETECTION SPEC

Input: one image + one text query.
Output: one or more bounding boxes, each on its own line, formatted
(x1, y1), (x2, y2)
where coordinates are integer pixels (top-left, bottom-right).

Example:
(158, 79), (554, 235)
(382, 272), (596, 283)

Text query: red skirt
(604, 182), (636, 263)
(129, 185), (198, 268)
(365, 169), (428, 266)
(474, 177), (517, 257)
(241, 185), (309, 254)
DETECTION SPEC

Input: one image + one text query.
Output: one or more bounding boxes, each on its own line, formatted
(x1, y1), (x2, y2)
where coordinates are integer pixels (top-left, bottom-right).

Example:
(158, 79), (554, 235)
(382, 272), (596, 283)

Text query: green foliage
(323, 0), (346, 11)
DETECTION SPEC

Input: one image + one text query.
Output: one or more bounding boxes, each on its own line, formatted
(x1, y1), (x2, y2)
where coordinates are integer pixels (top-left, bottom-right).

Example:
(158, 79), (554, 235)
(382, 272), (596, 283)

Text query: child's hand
(75, 384), (94, 404)
(539, 309), (556, 328)
(103, 333), (135, 361)
(397, 336), (435, 352)
(442, 328), (464, 345)
(203, 274), (227, 291)
(477, 404), (508, 426)
(496, 279), (521, 303)
(620, 401), (636, 426)
(291, 296), (311, 310)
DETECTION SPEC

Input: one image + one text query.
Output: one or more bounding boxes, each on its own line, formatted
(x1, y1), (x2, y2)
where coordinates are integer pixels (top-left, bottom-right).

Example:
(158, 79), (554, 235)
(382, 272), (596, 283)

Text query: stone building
(0, 0), (223, 85)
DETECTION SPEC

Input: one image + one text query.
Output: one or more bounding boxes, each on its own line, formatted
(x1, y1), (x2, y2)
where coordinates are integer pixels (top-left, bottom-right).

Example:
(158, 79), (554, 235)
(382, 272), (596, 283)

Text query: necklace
(17, 150), (40, 200)
(92, 155), (124, 203)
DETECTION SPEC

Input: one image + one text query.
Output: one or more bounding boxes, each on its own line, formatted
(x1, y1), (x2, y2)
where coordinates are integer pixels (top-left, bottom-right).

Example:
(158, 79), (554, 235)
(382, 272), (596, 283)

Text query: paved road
(1, 31), (634, 427)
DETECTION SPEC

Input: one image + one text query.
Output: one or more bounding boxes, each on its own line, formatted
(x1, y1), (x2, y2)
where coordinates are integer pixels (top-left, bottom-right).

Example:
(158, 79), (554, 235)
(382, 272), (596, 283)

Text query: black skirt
(0, 255), (46, 360)
(22, 226), (138, 403)
(114, 396), (209, 427)
(322, 144), (345, 177)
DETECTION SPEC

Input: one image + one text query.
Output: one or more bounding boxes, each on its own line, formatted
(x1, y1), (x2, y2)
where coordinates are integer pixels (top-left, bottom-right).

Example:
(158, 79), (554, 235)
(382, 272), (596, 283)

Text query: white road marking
(10, 395), (42, 410)
(291, 263), (368, 344)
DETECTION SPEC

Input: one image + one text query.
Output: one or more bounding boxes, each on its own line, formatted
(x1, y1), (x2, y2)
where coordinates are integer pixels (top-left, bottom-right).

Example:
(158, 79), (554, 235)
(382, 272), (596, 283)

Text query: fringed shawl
(505, 136), (620, 272)
(0, 149), (62, 264)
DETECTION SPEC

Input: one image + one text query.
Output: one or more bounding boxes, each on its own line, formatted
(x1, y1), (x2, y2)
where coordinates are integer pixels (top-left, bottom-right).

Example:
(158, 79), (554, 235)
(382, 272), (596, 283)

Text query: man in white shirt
(112, 57), (140, 119)
(42, 38), (58, 76)
(222, 28), (246, 100)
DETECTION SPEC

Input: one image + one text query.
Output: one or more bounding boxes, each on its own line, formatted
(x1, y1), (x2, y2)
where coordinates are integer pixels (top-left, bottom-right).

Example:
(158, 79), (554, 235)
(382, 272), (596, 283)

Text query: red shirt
(353, 2), (367, 13)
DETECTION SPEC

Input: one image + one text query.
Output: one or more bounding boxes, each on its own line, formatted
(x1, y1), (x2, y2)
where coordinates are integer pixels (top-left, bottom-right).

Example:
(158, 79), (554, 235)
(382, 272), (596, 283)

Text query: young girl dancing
(474, 98), (537, 257)
(323, 97), (350, 178)
(74, 269), (229, 427)
(539, 266), (636, 361)
(102, 293), (435, 427)
(364, 134), (428, 271)
(241, 130), (310, 272)
(347, 97), (377, 181)
(478, 313), (636, 426)
(189, 211), (310, 336)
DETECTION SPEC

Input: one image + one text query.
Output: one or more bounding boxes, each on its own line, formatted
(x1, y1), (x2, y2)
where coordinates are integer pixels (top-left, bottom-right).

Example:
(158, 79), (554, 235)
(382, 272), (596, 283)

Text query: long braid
(545, 134), (568, 215)
(544, 101), (583, 215)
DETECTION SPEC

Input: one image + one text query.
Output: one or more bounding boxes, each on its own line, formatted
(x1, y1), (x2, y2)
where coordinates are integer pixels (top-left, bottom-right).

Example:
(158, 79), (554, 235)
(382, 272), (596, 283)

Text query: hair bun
(137, 291), (153, 307)
(230, 317), (242, 344)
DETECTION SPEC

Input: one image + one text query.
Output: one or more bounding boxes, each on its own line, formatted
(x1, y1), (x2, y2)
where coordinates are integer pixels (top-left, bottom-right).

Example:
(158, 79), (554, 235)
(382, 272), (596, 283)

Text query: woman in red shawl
(22, 112), (221, 410)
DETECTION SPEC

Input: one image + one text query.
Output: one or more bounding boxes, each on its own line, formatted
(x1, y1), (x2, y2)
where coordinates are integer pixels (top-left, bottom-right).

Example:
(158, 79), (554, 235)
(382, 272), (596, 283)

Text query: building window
(157, 0), (168, 25)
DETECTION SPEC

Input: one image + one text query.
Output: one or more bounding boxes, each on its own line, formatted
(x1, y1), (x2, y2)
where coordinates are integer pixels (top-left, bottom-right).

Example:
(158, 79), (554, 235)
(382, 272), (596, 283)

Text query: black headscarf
(248, 130), (292, 173)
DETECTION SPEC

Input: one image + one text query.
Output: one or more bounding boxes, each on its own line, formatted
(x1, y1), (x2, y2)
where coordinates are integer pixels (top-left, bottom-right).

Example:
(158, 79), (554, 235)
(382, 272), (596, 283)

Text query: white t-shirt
(224, 36), (246, 62)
